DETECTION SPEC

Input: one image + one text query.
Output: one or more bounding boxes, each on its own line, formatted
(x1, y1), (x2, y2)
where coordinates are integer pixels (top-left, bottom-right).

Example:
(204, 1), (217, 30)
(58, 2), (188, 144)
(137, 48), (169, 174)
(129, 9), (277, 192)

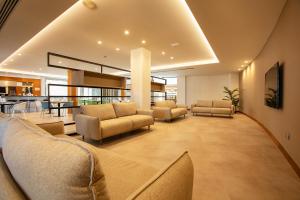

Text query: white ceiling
(0, 0), (286, 78)
(0, 0), (76, 63)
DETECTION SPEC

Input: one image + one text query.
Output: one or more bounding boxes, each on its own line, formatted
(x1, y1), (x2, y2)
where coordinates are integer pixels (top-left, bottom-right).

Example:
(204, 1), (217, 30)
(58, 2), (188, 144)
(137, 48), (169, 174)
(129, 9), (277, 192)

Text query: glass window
(165, 77), (177, 85)
(45, 79), (68, 96)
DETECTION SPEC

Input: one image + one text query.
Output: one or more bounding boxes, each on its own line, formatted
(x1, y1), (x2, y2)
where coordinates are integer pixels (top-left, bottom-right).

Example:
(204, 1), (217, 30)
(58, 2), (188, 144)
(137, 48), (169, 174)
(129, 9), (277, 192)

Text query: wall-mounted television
(264, 62), (283, 109)
(0, 87), (6, 94)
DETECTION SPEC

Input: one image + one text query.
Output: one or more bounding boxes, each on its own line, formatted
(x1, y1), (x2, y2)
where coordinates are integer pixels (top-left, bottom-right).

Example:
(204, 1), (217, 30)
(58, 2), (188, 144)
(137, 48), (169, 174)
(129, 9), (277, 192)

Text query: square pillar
(130, 48), (151, 109)
(177, 76), (186, 105)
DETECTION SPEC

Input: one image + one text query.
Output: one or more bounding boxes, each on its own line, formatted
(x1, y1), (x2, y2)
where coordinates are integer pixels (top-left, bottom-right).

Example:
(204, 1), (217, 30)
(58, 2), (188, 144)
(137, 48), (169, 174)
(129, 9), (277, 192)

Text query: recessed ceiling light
(124, 30), (130, 35)
(39, 68), (42, 71)
(241, 64), (245, 67)
(17, 53), (22, 56)
(115, 48), (120, 51)
(238, 68), (242, 71)
(171, 42), (180, 47)
(170, 56), (174, 60)
(141, 40), (146, 44)
(244, 60), (250, 64)
(10, 59), (14, 62)
(97, 40), (102, 45)
(58, 61), (62, 64)
(161, 51), (166, 55)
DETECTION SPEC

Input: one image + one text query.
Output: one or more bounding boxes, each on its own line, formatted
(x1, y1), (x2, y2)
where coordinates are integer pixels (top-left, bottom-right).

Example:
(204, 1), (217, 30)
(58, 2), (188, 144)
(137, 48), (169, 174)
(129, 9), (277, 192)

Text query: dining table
(0, 101), (16, 113)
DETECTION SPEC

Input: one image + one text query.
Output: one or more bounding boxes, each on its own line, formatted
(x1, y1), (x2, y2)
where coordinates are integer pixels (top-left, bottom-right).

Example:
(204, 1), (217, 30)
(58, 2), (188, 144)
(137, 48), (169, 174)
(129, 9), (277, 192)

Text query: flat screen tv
(264, 62), (283, 109)
(0, 87), (6, 94)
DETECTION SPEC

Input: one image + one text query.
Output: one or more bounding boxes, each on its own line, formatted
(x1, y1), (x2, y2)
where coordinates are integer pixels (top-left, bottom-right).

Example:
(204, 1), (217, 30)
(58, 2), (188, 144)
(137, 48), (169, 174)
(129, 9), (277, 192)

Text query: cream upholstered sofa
(76, 102), (154, 141)
(191, 100), (234, 117)
(152, 100), (188, 121)
(0, 114), (194, 200)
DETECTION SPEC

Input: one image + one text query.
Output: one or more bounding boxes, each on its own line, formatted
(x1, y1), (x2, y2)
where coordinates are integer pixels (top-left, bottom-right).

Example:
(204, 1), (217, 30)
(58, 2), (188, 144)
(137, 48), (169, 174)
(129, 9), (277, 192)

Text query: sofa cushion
(101, 118), (132, 138)
(96, 149), (157, 200)
(2, 118), (110, 200)
(155, 100), (177, 109)
(113, 102), (137, 117)
(196, 100), (212, 107)
(81, 104), (116, 121)
(171, 108), (187, 118)
(211, 107), (232, 115)
(0, 154), (27, 200)
(121, 115), (154, 129)
(192, 107), (212, 113)
(213, 100), (232, 108)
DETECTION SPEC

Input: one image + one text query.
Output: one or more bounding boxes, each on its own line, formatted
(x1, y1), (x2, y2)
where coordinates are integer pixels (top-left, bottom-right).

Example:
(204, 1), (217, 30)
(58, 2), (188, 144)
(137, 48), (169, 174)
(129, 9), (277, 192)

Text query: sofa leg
(148, 125), (151, 130)
(82, 135), (84, 141)
(184, 114), (186, 118)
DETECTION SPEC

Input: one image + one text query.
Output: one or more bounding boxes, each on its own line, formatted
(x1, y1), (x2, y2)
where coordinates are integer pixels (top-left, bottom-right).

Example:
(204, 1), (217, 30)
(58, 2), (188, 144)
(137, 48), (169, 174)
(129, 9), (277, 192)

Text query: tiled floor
(98, 114), (300, 200)
(24, 112), (300, 199)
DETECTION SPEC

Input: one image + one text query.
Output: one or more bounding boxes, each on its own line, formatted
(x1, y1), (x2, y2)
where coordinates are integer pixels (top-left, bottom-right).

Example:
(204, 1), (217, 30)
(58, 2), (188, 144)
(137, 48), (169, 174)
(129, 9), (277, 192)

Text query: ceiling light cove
(151, 58), (219, 71)
(0, 68), (67, 79)
(0, 0), (219, 76)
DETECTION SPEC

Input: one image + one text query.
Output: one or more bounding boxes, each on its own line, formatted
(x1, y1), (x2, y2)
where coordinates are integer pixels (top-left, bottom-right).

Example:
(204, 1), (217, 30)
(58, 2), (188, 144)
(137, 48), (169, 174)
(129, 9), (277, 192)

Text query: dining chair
(11, 102), (27, 119)
(40, 101), (53, 118)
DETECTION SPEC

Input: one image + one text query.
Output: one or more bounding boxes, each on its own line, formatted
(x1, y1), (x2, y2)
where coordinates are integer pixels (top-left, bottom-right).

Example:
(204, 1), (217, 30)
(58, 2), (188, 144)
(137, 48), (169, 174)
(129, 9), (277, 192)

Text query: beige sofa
(76, 102), (154, 141)
(152, 100), (188, 121)
(0, 115), (194, 200)
(191, 100), (234, 117)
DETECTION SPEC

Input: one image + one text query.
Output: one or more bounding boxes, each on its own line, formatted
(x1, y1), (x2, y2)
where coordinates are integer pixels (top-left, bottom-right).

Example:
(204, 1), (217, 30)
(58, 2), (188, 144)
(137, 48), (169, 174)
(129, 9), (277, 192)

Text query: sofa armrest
(152, 107), (172, 120)
(75, 114), (101, 140)
(37, 121), (64, 135)
(127, 151), (194, 200)
(137, 109), (154, 117)
(191, 104), (197, 109)
(176, 104), (188, 109)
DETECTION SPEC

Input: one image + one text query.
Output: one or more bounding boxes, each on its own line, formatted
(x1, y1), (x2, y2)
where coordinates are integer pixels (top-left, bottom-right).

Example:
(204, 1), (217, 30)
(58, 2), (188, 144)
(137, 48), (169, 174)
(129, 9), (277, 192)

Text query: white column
(177, 76), (186, 105)
(130, 48), (151, 109)
(40, 77), (46, 96)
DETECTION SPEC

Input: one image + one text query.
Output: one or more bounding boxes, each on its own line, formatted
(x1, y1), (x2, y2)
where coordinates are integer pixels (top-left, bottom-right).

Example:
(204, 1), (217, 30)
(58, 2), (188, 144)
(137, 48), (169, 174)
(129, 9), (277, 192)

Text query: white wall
(178, 73), (239, 106)
(240, 0), (300, 167)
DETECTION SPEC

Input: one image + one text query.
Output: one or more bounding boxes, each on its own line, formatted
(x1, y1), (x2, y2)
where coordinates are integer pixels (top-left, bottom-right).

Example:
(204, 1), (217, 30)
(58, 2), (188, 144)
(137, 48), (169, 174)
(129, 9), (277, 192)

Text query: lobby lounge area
(1, 0), (300, 200)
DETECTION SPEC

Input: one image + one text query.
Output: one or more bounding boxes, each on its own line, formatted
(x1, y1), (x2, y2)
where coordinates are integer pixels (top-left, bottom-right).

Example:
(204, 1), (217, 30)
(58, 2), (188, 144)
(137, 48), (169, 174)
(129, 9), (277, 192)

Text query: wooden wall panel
(0, 76), (41, 96)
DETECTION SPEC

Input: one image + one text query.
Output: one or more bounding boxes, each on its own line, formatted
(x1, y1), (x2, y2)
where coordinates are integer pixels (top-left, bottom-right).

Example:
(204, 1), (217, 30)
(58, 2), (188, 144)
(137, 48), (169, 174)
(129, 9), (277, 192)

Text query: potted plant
(223, 86), (239, 112)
